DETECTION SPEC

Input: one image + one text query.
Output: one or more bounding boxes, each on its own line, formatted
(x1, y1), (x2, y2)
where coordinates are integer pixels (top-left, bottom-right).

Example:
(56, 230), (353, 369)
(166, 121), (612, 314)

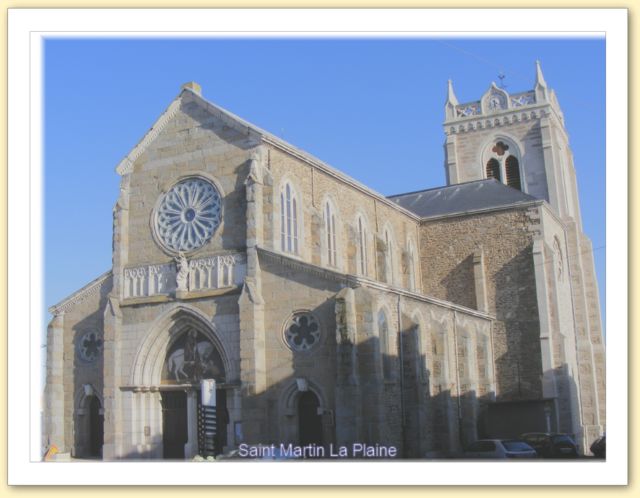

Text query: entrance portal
(88, 396), (104, 458)
(298, 391), (323, 446)
(161, 391), (188, 459)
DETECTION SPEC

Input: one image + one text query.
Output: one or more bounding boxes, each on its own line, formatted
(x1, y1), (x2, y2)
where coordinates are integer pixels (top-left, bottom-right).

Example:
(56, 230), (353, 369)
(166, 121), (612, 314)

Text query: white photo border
(7, 8), (628, 485)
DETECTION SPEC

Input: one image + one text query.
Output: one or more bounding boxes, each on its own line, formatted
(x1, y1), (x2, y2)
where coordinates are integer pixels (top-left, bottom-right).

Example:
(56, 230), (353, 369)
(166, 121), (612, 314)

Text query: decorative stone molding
(445, 107), (549, 135)
(510, 91), (536, 108)
(115, 98), (182, 175)
(48, 271), (112, 316)
(257, 246), (495, 320)
(456, 102), (481, 118)
(122, 252), (246, 299)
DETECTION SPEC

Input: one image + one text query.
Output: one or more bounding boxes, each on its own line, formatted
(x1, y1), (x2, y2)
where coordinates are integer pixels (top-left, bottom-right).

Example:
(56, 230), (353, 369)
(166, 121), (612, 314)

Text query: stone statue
(175, 252), (189, 291)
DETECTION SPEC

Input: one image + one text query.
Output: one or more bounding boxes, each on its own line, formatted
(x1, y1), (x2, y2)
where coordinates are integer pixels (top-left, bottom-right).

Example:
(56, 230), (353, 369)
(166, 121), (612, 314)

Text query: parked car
(520, 432), (579, 458)
(590, 434), (606, 458)
(464, 439), (537, 459)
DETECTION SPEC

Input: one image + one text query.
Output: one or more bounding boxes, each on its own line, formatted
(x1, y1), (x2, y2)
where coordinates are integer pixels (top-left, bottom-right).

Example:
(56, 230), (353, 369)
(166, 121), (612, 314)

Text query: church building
(44, 62), (605, 459)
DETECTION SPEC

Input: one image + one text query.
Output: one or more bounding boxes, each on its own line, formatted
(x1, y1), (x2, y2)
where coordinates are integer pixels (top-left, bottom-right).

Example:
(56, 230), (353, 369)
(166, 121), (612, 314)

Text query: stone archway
(281, 380), (331, 449)
(298, 391), (323, 446)
(74, 384), (104, 458)
(126, 305), (232, 459)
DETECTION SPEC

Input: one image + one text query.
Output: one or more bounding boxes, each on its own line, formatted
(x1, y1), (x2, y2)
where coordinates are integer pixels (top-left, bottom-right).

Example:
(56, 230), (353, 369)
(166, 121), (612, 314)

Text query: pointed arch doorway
(87, 395), (104, 458)
(160, 327), (227, 459)
(298, 391), (323, 446)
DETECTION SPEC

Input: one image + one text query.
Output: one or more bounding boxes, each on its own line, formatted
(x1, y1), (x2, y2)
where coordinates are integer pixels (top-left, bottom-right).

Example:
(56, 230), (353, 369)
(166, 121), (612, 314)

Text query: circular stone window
(79, 331), (103, 362)
(153, 177), (222, 253)
(283, 312), (321, 352)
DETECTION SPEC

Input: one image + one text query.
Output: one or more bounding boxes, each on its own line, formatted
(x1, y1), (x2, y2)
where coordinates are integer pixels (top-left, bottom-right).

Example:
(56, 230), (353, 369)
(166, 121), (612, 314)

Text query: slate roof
(387, 179), (539, 219)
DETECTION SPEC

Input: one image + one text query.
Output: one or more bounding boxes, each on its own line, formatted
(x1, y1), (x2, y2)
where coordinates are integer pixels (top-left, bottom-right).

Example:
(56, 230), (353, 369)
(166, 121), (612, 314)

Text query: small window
(378, 309), (394, 380)
(486, 158), (500, 181)
(357, 216), (368, 275)
(505, 155), (521, 190)
(413, 323), (427, 383)
(407, 240), (417, 291)
(384, 229), (394, 284)
(324, 201), (337, 266)
(283, 312), (321, 352)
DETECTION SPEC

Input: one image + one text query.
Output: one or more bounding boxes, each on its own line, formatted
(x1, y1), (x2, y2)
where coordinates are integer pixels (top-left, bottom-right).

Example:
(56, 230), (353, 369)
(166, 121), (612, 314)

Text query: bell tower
(443, 61), (583, 228)
(444, 61), (605, 444)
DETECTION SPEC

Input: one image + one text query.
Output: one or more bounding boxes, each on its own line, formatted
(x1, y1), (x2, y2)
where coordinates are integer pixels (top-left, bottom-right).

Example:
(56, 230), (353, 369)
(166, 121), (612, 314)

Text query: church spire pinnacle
(445, 79), (459, 120)
(446, 79), (459, 105)
(535, 60), (547, 87)
(534, 60), (548, 102)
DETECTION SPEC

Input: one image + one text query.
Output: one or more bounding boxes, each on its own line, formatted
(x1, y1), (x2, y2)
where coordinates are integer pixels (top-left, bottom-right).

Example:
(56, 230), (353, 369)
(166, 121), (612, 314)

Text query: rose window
(154, 177), (222, 253)
(284, 312), (321, 352)
(79, 331), (103, 362)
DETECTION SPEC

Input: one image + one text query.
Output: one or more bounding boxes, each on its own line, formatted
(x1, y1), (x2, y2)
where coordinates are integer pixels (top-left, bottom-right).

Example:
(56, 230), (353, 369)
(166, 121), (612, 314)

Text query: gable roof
(388, 179), (539, 219)
(114, 86), (423, 220)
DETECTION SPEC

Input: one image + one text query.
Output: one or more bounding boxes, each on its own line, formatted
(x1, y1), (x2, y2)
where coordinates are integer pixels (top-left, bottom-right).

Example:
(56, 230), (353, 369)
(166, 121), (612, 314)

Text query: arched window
(482, 138), (524, 191)
(280, 182), (299, 254)
(323, 200), (337, 266)
(411, 316), (428, 384)
(407, 239), (417, 291)
(384, 228), (394, 285)
(357, 215), (368, 276)
(505, 155), (521, 190)
(378, 309), (393, 380)
(486, 158), (500, 181)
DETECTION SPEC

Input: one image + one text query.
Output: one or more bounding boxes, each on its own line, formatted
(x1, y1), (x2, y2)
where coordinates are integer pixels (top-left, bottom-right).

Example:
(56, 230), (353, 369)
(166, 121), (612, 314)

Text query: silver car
(464, 439), (538, 459)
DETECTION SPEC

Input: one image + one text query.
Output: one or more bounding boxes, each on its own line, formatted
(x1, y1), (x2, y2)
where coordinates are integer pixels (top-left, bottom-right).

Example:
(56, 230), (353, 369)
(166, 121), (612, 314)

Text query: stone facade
(44, 63), (604, 460)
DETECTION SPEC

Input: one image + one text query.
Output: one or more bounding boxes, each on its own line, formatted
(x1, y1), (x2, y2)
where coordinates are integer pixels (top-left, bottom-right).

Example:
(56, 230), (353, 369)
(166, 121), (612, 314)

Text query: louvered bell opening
(505, 155), (521, 190)
(486, 158), (500, 181)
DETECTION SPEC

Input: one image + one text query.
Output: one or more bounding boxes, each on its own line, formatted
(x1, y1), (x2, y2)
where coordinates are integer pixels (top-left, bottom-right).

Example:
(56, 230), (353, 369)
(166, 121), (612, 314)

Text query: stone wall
(44, 273), (112, 456)
(264, 145), (422, 291)
(420, 206), (542, 401)
(123, 91), (260, 270)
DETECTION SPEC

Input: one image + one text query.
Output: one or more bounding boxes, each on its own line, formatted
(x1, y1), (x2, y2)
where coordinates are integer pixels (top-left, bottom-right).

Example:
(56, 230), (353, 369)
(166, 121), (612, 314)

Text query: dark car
(520, 432), (579, 458)
(590, 435), (606, 458)
(464, 439), (538, 459)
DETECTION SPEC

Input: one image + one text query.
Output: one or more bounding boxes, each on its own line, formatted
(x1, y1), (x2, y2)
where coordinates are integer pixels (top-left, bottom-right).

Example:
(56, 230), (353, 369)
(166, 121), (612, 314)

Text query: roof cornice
(115, 97), (183, 175)
(257, 246), (494, 320)
(49, 271), (113, 316)
(418, 199), (544, 223)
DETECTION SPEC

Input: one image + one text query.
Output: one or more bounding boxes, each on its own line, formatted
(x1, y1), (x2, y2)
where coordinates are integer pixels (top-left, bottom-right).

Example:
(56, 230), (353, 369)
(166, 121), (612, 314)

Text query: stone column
(334, 287), (360, 447)
(226, 387), (242, 450)
(44, 313), (66, 453)
(565, 222), (603, 451)
(102, 297), (123, 460)
(472, 248), (489, 312)
(238, 150), (268, 444)
(184, 390), (198, 458)
(540, 116), (562, 213)
(444, 134), (459, 184)
(531, 238), (558, 401)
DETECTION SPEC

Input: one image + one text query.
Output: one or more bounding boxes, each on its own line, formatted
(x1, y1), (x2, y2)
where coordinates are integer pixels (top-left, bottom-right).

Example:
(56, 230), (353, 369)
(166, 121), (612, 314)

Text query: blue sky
(44, 36), (606, 339)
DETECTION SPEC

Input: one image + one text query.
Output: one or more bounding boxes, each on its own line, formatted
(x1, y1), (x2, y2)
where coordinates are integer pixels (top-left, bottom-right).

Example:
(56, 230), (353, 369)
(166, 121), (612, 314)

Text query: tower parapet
(444, 61), (565, 135)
